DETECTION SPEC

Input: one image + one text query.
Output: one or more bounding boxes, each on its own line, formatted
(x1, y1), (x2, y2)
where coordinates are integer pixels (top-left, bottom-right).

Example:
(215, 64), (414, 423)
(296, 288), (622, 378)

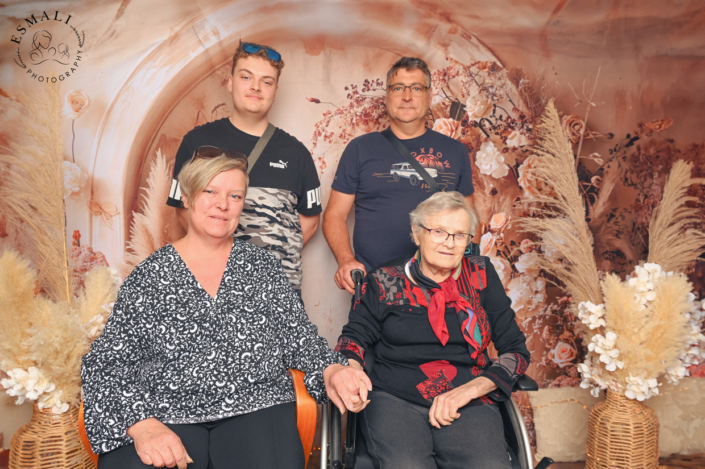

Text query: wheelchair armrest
(514, 374), (539, 392)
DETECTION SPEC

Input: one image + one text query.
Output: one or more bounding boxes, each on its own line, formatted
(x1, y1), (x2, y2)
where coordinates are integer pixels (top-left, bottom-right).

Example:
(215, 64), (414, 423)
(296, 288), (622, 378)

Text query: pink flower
(517, 154), (556, 200)
(306, 97), (321, 103)
(63, 90), (91, 119)
(552, 342), (578, 368)
(432, 118), (461, 139)
(520, 239), (534, 254)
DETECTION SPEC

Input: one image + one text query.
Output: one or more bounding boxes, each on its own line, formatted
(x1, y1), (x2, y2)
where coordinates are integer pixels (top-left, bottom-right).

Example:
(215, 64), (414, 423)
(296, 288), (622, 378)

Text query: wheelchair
(320, 375), (553, 469)
(319, 268), (554, 469)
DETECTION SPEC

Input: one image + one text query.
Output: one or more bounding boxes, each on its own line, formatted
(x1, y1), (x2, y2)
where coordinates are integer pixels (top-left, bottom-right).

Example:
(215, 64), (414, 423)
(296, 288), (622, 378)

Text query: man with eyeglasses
(167, 41), (322, 293)
(323, 57), (475, 294)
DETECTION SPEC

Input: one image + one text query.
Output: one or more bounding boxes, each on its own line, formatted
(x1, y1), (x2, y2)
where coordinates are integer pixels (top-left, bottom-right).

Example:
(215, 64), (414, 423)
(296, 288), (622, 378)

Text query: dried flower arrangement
(0, 84), (119, 413)
(521, 101), (705, 401)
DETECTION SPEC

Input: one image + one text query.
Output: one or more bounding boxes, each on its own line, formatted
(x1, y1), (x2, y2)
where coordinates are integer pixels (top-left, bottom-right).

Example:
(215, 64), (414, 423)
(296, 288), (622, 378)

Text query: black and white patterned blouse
(81, 240), (346, 454)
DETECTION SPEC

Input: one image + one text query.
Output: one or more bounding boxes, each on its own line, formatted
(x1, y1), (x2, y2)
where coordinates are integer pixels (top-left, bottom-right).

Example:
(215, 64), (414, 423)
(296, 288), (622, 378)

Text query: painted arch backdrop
(1, 0), (704, 448)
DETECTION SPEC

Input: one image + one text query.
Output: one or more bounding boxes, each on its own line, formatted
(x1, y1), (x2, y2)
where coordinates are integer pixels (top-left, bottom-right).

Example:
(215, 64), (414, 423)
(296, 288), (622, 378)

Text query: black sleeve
(478, 259), (530, 398)
(295, 140), (322, 216)
(81, 272), (157, 453)
(166, 135), (195, 208)
(335, 275), (383, 366)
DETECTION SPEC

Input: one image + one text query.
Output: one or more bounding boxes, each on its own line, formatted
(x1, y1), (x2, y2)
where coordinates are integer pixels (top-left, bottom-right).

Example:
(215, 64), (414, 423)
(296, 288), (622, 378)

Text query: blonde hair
(409, 191), (478, 240)
(178, 154), (248, 207)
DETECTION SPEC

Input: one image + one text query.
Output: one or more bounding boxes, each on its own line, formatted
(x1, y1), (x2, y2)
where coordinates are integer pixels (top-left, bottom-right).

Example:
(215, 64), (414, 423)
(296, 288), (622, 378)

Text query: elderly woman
(329, 191), (530, 469)
(81, 149), (367, 469)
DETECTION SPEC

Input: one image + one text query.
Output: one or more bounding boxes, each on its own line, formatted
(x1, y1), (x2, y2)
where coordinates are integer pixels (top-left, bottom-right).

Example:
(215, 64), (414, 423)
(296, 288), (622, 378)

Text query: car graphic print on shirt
(371, 147), (456, 192)
(390, 162), (438, 186)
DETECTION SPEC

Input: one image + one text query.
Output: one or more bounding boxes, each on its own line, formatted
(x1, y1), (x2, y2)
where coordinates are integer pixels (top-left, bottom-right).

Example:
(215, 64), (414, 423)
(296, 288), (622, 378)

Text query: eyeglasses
(240, 42), (282, 63)
(419, 225), (471, 245)
(387, 84), (429, 96)
(190, 146), (248, 169)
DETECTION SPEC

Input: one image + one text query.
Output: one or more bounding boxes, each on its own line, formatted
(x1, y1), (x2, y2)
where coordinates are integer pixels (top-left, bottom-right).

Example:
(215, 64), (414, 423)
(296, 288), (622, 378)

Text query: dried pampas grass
(519, 100), (602, 307)
(647, 160), (705, 272)
(601, 272), (693, 383)
(0, 251), (38, 371)
(0, 250), (117, 407)
(74, 267), (119, 325)
(125, 149), (184, 269)
(0, 83), (72, 303)
(24, 297), (86, 406)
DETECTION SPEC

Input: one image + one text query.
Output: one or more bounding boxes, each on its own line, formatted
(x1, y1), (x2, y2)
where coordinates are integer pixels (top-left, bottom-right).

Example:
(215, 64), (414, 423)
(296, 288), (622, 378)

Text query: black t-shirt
(167, 118), (322, 290)
(331, 128), (474, 271)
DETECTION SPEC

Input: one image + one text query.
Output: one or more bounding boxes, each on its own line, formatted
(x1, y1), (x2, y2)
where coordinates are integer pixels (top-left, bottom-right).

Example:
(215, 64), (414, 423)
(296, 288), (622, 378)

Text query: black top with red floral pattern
(336, 254), (529, 408)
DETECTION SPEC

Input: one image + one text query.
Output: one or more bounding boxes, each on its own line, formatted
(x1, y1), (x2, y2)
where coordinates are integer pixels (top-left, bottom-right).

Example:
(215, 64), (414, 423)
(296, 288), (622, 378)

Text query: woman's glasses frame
(419, 225), (471, 245)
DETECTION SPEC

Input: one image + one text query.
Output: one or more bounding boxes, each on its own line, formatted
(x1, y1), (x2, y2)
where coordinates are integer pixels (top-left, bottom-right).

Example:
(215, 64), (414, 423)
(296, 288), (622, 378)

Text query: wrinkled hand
(334, 259), (366, 294)
(324, 363), (372, 414)
(429, 377), (496, 428)
(126, 418), (193, 469)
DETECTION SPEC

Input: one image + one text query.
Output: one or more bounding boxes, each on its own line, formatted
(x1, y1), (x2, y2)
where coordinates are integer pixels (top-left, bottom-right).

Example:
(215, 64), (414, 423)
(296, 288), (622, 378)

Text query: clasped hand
(126, 417), (193, 469)
(324, 362), (372, 414)
(428, 376), (496, 428)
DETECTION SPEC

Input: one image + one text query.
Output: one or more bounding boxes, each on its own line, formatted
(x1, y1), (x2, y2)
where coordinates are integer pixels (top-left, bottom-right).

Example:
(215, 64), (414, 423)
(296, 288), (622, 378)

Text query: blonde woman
(82, 149), (368, 469)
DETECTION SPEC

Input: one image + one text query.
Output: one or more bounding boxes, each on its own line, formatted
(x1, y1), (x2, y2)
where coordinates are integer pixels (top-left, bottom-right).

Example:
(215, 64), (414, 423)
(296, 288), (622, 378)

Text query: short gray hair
(409, 192), (479, 240)
(386, 57), (432, 89)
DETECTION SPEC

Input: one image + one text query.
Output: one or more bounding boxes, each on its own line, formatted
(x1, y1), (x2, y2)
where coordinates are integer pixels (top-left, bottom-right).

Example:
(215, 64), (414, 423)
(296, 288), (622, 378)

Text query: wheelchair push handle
(351, 269), (364, 302)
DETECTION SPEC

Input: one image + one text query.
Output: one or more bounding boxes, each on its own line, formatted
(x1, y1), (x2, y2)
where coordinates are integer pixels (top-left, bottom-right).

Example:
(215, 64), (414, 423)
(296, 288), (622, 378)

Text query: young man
(167, 42), (321, 292)
(323, 57), (475, 294)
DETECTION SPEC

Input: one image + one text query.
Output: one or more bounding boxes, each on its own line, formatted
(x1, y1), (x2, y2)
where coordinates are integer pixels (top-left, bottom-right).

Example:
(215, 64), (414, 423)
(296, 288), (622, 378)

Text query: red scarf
(409, 256), (483, 358)
(428, 276), (472, 345)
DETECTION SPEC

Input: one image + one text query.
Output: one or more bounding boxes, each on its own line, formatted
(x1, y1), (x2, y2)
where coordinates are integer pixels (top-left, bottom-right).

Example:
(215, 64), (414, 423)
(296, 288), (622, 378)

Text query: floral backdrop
(1, 0), (704, 451)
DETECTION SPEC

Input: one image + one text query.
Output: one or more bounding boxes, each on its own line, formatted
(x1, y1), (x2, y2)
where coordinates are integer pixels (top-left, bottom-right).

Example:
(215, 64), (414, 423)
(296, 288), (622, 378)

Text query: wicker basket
(586, 389), (659, 469)
(9, 404), (95, 469)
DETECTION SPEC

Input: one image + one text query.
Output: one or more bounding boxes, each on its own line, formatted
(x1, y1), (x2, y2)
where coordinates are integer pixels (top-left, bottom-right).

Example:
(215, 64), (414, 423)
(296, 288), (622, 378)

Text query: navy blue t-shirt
(331, 128), (474, 271)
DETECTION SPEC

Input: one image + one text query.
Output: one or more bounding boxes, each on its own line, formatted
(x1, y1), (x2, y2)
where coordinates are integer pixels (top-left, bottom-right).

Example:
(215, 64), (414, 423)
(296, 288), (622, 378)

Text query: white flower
(475, 141), (509, 179)
(37, 389), (69, 414)
(514, 252), (541, 276)
(578, 301), (607, 330)
(507, 275), (546, 316)
(2, 367), (60, 407)
(624, 373), (660, 401)
(588, 332), (624, 372)
(506, 130), (529, 148)
(465, 94), (492, 120)
(488, 256), (512, 288)
(62, 161), (87, 199)
(665, 365), (688, 384)
(577, 359), (609, 397)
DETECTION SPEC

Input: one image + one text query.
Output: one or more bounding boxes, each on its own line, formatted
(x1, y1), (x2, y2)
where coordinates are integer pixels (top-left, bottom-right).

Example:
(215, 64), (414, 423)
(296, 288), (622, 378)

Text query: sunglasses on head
(240, 42), (282, 63)
(190, 146), (248, 169)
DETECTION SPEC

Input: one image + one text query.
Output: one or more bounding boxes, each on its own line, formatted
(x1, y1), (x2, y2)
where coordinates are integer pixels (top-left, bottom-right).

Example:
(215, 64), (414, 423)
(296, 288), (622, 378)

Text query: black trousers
(98, 402), (304, 469)
(360, 391), (512, 469)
